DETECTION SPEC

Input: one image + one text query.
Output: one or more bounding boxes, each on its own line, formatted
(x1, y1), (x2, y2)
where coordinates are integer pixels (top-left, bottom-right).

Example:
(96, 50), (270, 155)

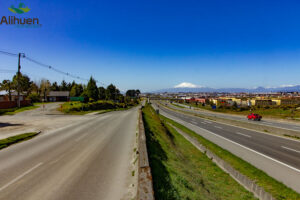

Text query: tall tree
(106, 84), (120, 100)
(86, 77), (99, 101)
(12, 72), (32, 95)
(98, 86), (106, 100)
(60, 80), (68, 91)
(0, 80), (13, 101)
(50, 82), (59, 91)
(70, 84), (83, 97)
(40, 79), (51, 101)
(126, 89), (141, 98)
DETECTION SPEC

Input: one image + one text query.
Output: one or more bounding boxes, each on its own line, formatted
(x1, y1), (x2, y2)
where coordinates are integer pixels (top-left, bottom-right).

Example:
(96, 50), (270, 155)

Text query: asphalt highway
(154, 102), (300, 170)
(0, 107), (138, 200)
(170, 102), (300, 132)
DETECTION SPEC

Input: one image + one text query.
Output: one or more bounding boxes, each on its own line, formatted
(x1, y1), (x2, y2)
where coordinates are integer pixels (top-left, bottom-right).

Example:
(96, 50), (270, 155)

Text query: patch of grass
(132, 170), (135, 176)
(0, 105), (39, 115)
(161, 114), (300, 200)
(283, 134), (300, 140)
(61, 101), (137, 115)
(142, 104), (256, 200)
(0, 132), (40, 150)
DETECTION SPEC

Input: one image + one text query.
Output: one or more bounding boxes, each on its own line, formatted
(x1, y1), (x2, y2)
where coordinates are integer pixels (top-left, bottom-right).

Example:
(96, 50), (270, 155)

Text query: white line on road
(201, 122), (207, 124)
(235, 132), (251, 138)
(214, 126), (223, 129)
(158, 106), (300, 173)
(205, 121), (212, 124)
(282, 146), (300, 154)
(0, 162), (43, 192)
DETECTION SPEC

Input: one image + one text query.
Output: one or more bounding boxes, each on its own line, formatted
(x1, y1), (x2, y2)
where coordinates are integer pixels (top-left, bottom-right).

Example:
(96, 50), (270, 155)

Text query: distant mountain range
(153, 85), (300, 93)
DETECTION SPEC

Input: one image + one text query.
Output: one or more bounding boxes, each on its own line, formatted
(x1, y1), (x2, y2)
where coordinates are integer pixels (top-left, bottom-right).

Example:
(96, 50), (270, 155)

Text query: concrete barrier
(137, 109), (155, 200)
(171, 125), (275, 200)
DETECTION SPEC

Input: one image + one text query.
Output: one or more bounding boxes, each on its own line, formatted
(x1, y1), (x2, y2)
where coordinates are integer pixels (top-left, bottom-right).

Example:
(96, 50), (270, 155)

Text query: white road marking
(235, 132), (251, 138)
(159, 102), (300, 143)
(0, 162), (43, 192)
(201, 122), (207, 124)
(75, 132), (89, 142)
(214, 126), (223, 129)
(192, 126), (300, 173)
(282, 146), (300, 154)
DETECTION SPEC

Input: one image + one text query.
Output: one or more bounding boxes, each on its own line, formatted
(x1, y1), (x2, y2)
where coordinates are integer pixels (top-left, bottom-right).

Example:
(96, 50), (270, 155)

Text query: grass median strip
(0, 132), (40, 150)
(142, 104), (256, 200)
(160, 114), (300, 200)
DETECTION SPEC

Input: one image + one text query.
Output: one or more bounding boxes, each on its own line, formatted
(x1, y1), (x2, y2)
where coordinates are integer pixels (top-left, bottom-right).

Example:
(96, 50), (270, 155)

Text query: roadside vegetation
(161, 112), (300, 200)
(142, 104), (256, 200)
(0, 132), (40, 150)
(61, 100), (138, 114)
(0, 105), (39, 115)
(177, 102), (300, 120)
(1, 72), (141, 115)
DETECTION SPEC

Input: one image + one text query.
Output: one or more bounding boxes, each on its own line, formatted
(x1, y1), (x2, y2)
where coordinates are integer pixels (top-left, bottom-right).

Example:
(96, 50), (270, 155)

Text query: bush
(61, 100), (137, 113)
(28, 93), (41, 103)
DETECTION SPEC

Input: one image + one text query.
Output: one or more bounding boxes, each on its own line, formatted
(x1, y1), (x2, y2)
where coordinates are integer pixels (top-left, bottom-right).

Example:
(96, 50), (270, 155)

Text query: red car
(247, 113), (262, 121)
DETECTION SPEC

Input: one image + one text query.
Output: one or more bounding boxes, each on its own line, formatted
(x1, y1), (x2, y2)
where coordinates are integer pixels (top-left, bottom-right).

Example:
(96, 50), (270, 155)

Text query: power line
(24, 56), (106, 86)
(0, 50), (106, 86)
(0, 50), (19, 57)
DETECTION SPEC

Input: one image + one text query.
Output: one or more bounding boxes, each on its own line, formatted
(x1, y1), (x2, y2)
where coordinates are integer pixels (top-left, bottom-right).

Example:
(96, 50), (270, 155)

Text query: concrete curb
(171, 124), (275, 200)
(137, 109), (155, 200)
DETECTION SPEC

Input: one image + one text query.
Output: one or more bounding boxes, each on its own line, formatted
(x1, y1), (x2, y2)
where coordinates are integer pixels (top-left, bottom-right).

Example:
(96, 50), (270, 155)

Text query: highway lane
(154, 102), (300, 170)
(0, 107), (138, 200)
(170, 102), (300, 132)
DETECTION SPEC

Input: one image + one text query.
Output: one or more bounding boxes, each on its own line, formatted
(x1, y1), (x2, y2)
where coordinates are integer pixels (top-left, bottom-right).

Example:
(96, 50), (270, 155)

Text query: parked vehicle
(247, 113), (262, 121)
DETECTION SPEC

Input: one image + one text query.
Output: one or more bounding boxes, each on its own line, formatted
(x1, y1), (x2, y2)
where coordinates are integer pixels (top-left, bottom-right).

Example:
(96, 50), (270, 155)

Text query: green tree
(98, 86), (106, 100)
(0, 80), (14, 101)
(70, 84), (84, 97)
(40, 79), (51, 101)
(12, 72), (32, 95)
(106, 84), (120, 101)
(60, 80), (68, 91)
(86, 77), (99, 101)
(50, 82), (59, 91)
(126, 89), (140, 98)
(67, 82), (72, 91)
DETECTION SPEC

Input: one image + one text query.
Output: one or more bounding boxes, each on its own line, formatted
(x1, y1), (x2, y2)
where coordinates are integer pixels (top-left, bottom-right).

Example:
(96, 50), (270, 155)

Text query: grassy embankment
(159, 108), (300, 200)
(142, 104), (257, 200)
(0, 132), (40, 150)
(177, 102), (300, 120)
(61, 100), (138, 115)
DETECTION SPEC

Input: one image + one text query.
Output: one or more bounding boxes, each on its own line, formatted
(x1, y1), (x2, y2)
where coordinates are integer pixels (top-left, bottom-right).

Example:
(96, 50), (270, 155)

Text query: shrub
(28, 93), (41, 103)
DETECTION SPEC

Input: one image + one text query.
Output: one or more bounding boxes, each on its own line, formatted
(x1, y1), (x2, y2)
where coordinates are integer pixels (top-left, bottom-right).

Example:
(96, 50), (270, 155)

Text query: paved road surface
(154, 102), (300, 170)
(170, 102), (300, 132)
(0, 107), (138, 200)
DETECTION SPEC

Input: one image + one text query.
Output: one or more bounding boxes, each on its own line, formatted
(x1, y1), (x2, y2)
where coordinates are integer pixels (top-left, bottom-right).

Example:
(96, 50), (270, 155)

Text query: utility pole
(17, 53), (25, 108)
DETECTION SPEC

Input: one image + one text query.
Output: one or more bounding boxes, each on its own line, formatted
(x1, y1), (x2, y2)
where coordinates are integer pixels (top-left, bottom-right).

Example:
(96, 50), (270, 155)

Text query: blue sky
(1, 0), (300, 92)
